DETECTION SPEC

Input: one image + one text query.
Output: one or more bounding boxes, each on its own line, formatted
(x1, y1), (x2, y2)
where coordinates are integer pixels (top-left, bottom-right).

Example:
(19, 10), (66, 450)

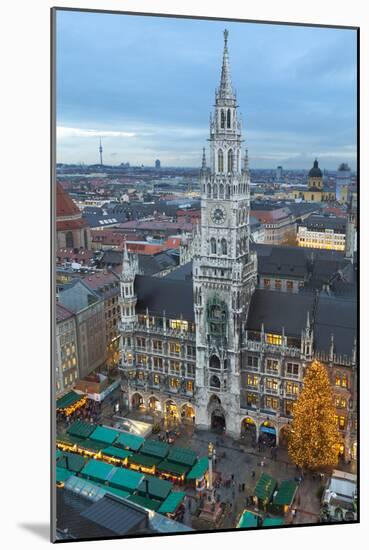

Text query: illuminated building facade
(297, 215), (346, 251)
(118, 31), (357, 461)
(56, 303), (79, 397)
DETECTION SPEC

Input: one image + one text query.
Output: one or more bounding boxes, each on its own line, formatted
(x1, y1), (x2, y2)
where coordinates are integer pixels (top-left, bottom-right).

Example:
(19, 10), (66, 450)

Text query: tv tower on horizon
(99, 137), (103, 166)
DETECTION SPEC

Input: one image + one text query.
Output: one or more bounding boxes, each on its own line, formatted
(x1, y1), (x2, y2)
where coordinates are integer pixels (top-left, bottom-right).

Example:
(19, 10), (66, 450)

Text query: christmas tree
(288, 360), (341, 470)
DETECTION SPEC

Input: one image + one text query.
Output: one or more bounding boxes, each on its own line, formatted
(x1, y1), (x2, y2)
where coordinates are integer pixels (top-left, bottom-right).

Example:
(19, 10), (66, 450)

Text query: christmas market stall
(89, 425), (120, 446)
(237, 510), (260, 529)
(253, 473), (278, 510)
(272, 480), (298, 515)
(109, 467), (144, 494)
(115, 432), (145, 452)
(137, 475), (172, 502)
(158, 491), (186, 519)
(57, 451), (86, 474)
(56, 391), (87, 417)
(157, 460), (190, 483)
(186, 457), (208, 491)
(100, 446), (132, 466)
(127, 453), (161, 475)
(80, 459), (115, 485)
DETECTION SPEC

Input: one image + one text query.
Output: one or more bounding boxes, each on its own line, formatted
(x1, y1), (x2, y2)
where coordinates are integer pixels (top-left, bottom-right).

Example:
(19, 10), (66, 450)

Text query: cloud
(57, 126), (136, 139)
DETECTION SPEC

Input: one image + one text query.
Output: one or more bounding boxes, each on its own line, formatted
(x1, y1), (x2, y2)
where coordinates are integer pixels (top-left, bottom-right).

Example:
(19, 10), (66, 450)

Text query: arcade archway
(259, 421), (277, 446)
(148, 396), (161, 414)
(241, 417), (257, 444)
(131, 392), (144, 410)
(181, 403), (195, 423)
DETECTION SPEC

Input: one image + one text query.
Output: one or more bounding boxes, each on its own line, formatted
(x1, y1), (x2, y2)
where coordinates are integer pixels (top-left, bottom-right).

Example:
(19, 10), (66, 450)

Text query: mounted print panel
(51, 7), (359, 542)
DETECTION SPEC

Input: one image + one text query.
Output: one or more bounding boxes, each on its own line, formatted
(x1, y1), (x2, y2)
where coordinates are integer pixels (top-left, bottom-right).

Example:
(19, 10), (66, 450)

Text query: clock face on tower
(211, 206), (226, 225)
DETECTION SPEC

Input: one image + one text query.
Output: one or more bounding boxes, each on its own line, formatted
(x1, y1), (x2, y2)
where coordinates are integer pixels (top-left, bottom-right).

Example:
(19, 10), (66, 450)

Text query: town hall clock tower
(193, 30), (257, 437)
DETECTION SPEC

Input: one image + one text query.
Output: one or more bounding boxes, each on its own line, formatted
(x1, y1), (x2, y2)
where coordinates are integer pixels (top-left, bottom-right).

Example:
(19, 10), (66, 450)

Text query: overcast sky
(56, 10), (357, 170)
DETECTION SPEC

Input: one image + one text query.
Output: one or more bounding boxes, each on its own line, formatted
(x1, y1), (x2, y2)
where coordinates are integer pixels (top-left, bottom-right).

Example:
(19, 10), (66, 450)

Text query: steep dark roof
(258, 247), (308, 279)
(314, 295), (356, 357)
(164, 261), (193, 281)
(135, 275), (194, 320)
(247, 289), (315, 337)
(138, 251), (178, 276)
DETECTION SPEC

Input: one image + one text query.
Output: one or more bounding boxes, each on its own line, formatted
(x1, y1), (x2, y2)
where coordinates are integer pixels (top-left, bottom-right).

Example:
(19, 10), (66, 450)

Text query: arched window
(221, 238), (227, 255)
(84, 229), (89, 249)
(207, 183), (211, 196)
(213, 184), (218, 198)
(227, 108), (231, 128)
(228, 149), (233, 173)
(210, 238), (217, 254)
(210, 375), (221, 388)
(218, 149), (224, 173)
(220, 110), (225, 128)
(209, 355), (221, 370)
(219, 183), (224, 197)
(226, 184), (230, 199)
(65, 231), (74, 248)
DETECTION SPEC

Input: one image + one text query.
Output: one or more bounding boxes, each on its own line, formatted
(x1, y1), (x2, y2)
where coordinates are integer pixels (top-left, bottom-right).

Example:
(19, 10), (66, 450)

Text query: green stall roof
(157, 460), (189, 477)
(57, 433), (84, 447)
(274, 480), (298, 506)
(141, 440), (169, 459)
(80, 459), (115, 483)
(128, 454), (161, 469)
(254, 473), (277, 502)
(168, 447), (197, 467)
(90, 426), (120, 445)
(57, 391), (85, 410)
(127, 494), (161, 512)
(109, 467), (144, 492)
(67, 420), (95, 439)
(263, 517), (284, 527)
(102, 447), (132, 461)
(158, 491), (185, 514)
(138, 475), (172, 501)
(77, 439), (108, 452)
(57, 452), (86, 473)
(56, 467), (73, 483)
(186, 457), (208, 480)
(115, 432), (144, 452)
(238, 511), (259, 529)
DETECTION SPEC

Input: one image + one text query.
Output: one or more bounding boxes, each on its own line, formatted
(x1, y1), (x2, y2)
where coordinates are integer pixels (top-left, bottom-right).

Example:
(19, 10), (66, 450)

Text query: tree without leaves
(288, 360), (341, 470)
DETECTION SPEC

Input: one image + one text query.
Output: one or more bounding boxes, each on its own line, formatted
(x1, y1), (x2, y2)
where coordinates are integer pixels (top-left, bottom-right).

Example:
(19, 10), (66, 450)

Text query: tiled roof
(56, 303), (75, 322)
(56, 182), (82, 218)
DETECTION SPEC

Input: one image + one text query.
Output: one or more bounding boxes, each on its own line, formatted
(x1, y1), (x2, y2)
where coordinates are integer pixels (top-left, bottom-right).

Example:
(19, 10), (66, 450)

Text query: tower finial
(224, 28), (228, 44)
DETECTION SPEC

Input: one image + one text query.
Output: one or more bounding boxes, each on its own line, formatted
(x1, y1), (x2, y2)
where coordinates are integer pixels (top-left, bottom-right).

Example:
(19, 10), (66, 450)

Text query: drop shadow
(18, 523), (50, 541)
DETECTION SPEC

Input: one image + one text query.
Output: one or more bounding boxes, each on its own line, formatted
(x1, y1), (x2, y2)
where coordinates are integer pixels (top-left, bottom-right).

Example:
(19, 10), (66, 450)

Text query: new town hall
(119, 31), (357, 461)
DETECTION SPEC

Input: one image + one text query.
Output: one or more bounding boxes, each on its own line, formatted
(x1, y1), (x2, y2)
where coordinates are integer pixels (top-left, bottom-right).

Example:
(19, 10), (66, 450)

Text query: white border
(1, 0), (368, 548)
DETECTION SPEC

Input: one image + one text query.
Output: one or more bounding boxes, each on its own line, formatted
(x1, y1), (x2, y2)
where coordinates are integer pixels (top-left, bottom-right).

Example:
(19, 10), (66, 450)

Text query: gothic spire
(122, 238), (133, 279)
(218, 29), (234, 100)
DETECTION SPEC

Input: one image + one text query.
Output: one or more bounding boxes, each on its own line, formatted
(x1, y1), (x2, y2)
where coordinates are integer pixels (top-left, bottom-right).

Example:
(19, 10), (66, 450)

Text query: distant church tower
(193, 30), (257, 438)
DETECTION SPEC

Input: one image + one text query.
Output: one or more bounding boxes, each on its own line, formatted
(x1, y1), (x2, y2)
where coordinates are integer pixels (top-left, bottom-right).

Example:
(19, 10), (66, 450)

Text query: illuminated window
(342, 374), (348, 388)
(275, 279), (282, 290)
(247, 393), (258, 407)
(339, 416), (346, 429)
(265, 397), (279, 410)
(137, 354), (147, 366)
(247, 375), (259, 386)
(285, 400), (294, 416)
(286, 382), (299, 395)
(266, 334), (282, 345)
(153, 374), (160, 385)
(169, 342), (181, 355)
(266, 378), (278, 391)
(286, 281), (293, 291)
(186, 380), (193, 392)
(170, 319), (188, 331)
(335, 374), (341, 386)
